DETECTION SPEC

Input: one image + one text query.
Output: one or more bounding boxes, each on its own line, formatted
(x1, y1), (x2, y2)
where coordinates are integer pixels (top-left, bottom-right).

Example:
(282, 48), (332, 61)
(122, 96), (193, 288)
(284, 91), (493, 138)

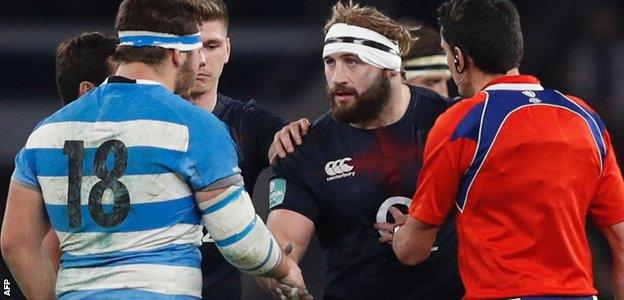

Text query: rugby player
(1, 0), (307, 298)
(393, 0), (624, 299)
(44, 5), (310, 298)
(41, 32), (120, 271)
(401, 21), (451, 97)
(262, 2), (464, 299)
(188, 1), (309, 298)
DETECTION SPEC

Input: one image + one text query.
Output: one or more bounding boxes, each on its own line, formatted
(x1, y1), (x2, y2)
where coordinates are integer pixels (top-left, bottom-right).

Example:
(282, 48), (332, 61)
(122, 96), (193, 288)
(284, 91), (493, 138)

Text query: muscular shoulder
(216, 95), (278, 118)
(409, 85), (451, 110)
(434, 92), (487, 138)
(215, 94), (285, 132)
(273, 112), (334, 177)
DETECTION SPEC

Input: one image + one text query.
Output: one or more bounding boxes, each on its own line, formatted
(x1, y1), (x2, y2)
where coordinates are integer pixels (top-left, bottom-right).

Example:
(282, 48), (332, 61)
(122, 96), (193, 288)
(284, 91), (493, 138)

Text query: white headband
(323, 23), (402, 71)
(118, 31), (202, 51)
(403, 55), (451, 80)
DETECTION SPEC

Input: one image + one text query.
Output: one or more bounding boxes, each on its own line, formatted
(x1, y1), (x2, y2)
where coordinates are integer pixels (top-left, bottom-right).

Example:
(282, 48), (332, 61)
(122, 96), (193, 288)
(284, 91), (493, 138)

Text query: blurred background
(0, 0), (623, 299)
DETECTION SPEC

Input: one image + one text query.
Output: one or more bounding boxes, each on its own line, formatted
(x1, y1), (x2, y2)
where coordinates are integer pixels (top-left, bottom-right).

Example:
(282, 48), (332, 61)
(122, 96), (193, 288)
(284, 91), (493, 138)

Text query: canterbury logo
(325, 157), (355, 181)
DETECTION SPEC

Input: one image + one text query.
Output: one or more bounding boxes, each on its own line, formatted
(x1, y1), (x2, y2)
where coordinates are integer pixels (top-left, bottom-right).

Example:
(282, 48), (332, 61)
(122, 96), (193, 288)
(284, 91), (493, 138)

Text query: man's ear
(453, 46), (469, 74)
(78, 81), (95, 97)
(224, 37), (231, 65)
(172, 49), (183, 67)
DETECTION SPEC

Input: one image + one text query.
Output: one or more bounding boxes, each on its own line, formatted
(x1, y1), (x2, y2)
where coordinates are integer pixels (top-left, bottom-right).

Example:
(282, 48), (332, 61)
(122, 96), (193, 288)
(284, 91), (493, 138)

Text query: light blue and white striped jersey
(12, 77), (241, 299)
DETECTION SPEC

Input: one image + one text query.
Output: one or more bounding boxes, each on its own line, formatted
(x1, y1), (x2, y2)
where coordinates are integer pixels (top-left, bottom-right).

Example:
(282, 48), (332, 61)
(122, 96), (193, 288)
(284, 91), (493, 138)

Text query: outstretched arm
(195, 185), (311, 299)
(256, 209), (315, 299)
(392, 216), (440, 266)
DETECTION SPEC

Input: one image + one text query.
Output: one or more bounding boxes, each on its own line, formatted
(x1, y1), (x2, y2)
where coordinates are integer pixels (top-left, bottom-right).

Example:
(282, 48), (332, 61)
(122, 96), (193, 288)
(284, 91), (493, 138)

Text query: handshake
(256, 243), (314, 300)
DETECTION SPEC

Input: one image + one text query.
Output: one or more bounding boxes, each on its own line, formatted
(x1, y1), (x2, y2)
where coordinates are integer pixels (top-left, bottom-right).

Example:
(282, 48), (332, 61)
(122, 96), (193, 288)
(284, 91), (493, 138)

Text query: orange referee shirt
(410, 75), (624, 299)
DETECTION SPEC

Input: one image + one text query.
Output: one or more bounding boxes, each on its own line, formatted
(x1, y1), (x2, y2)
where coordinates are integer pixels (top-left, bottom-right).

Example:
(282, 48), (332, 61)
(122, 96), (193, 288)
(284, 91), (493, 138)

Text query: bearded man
(258, 2), (464, 299)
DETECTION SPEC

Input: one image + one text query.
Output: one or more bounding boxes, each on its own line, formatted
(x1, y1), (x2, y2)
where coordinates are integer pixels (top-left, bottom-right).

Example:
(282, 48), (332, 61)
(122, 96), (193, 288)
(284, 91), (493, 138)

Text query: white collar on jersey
(485, 83), (544, 91)
(101, 78), (163, 86)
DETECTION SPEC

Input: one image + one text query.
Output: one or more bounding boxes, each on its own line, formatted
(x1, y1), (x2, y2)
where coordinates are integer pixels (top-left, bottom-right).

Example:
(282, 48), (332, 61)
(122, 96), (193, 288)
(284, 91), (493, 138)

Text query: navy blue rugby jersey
(213, 94), (286, 195)
(270, 86), (464, 300)
(200, 94), (285, 300)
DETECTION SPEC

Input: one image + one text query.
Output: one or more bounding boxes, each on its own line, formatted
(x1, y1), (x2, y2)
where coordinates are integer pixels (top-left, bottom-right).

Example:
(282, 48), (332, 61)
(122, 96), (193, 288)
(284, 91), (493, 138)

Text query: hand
(269, 118), (310, 166)
(275, 257), (313, 300)
(256, 243), (313, 299)
(256, 275), (281, 299)
(373, 207), (407, 244)
(276, 282), (314, 300)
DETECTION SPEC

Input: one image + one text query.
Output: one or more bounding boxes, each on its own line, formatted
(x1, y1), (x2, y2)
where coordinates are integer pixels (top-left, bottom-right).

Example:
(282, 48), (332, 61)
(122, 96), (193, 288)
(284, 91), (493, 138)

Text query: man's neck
(115, 62), (175, 91)
(470, 68), (520, 94)
(190, 86), (219, 112)
(352, 80), (411, 129)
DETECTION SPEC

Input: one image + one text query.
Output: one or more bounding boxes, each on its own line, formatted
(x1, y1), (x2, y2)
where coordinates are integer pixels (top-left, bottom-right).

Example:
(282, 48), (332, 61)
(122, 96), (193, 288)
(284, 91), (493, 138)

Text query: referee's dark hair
(55, 32), (118, 104)
(437, 0), (524, 74)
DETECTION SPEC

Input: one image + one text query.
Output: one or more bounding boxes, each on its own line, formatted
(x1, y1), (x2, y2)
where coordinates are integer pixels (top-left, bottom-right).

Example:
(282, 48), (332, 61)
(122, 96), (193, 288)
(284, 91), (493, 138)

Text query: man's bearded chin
(174, 58), (195, 99)
(328, 74), (391, 124)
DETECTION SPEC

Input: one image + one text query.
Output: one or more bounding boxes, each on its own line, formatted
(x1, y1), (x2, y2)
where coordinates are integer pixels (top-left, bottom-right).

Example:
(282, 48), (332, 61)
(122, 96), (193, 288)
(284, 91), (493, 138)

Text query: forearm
(197, 186), (284, 278)
(4, 243), (57, 300)
(614, 255), (624, 300)
(392, 217), (439, 266)
(42, 230), (61, 271)
(600, 222), (624, 300)
(266, 210), (314, 264)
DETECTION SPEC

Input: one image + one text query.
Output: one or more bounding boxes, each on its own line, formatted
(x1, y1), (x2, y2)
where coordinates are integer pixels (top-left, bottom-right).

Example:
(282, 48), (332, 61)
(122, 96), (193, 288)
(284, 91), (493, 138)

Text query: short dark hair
(198, 0), (228, 28)
(55, 32), (118, 104)
(401, 21), (444, 59)
(437, 0), (523, 74)
(114, 0), (204, 65)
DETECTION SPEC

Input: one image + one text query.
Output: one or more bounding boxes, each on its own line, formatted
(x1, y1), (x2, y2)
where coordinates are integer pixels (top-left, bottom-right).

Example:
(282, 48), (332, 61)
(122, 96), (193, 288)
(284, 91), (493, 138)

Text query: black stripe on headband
(325, 37), (399, 56)
(404, 64), (449, 71)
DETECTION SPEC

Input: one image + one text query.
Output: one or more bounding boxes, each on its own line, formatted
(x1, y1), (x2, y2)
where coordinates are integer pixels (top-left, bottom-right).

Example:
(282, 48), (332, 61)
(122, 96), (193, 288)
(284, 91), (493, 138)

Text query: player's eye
(324, 58), (335, 65)
(204, 43), (220, 50)
(346, 58), (358, 65)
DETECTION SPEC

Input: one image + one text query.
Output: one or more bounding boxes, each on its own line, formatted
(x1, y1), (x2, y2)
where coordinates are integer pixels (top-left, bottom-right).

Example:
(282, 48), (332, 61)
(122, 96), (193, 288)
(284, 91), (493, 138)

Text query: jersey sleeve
(243, 100), (286, 167)
(589, 129), (624, 227)
(409, 101), (478, 226)
(269, 157), (319, 224)
(11, 147), (40, 191)
(566, 95), (624, 227)
(179, 111), (242, 191)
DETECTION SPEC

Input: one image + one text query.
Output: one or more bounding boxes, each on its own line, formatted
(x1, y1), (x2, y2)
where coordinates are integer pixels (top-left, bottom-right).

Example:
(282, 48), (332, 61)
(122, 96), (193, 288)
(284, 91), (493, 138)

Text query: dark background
(1, 0), (623, 299)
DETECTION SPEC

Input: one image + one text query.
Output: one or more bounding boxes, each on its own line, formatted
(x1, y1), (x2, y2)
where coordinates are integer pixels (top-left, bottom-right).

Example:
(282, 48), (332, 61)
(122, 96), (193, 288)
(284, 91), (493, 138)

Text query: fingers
(255, 277), (281, 299)
(286, 118), (310, 147)
(269, 152), (280, 166)
(288, 124), (304, 146)
(388, 207), (407, 225)
(270, 119), (311, 166)
(373, 222), (395, 232)
(272, 131), (288, 159)
(374, 222), (395, 244)
(277, 284), (313, 300)
(297, 118), (311, 136)
(278, 127), (296, 153)
(378, 233), (393, 244)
